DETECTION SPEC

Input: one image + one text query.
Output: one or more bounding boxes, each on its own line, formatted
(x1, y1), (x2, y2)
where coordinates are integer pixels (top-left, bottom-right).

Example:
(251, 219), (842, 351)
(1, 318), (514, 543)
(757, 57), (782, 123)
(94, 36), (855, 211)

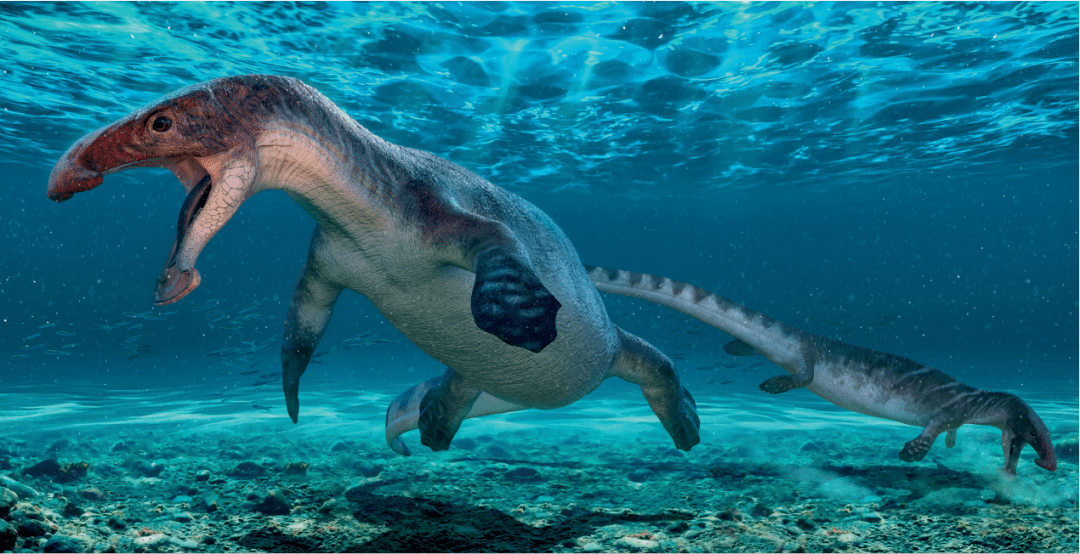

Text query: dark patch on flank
(691, 284), (710, 304)
(649, 274), (664, 289)
(627, 272), (644, 286)
(670, 281), (686, 296)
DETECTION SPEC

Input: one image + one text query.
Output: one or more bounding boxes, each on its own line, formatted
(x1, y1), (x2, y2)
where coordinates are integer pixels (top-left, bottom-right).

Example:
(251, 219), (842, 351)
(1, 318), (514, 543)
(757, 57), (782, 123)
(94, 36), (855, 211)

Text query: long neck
(254, 116), (400, 244)
(963, 391), (1019, 429)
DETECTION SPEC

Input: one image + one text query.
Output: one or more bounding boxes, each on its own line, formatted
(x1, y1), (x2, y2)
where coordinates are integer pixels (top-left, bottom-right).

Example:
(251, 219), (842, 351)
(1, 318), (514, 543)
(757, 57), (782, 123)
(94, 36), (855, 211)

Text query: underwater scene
(1, 2), (1078, 553)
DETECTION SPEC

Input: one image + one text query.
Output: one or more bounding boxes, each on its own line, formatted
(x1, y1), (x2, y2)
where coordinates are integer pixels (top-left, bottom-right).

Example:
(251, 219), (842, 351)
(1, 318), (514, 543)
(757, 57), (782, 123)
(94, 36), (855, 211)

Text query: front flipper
(418, 367), (481, 452)
(471, 248), (561, 353)
(282, 227), (343, 423)
(900, 414), (958, 462)
(609, 326), (700, 451)
(759, 360), (814, 394)
(430, 208), (560, 353)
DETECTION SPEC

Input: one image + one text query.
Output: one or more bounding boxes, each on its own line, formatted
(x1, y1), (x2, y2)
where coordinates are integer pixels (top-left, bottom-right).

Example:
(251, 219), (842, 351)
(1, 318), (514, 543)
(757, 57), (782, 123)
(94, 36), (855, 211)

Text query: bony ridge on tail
(47, 74), (700, 456)
(585, 266), (1056, 476)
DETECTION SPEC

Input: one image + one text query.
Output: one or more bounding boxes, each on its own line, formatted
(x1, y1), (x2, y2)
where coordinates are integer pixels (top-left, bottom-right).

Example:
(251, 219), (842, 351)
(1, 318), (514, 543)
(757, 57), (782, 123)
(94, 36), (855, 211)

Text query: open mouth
(153, 174), (212, 305)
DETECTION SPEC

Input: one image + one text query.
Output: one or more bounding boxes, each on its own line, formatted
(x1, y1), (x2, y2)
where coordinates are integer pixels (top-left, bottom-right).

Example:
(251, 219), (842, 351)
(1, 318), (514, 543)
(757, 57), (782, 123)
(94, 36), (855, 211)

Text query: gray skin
(584, 266), (1057, 475)
(47, 74), (700, 455)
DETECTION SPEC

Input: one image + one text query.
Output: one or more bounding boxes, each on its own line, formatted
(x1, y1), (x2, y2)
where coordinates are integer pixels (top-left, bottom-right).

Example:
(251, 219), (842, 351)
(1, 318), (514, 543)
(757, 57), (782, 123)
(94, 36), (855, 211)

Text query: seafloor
(0, 381), (1077, 553)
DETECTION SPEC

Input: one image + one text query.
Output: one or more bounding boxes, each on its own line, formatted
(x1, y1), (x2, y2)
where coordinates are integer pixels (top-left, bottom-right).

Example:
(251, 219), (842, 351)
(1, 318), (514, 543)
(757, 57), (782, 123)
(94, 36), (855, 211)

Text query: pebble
(0, 475), (37, 498)
(627, 468), (652, 483)
(252, 489), (291, 515)
(134, 533), (167, 547)
(23, 459), (62, 479)
(43, 533), (88, 553)
(356, 460), (383, 477)
(195, 469), (211, 482)
(229, 461), (266, 478)
(0, 520), (16, 551)
(197, 491), (221, 513)
(504, 466), (543, 483)
(131, 460), (164, 477)
(0, 487), (17, 517)
(46, 439), (74, 454)
(615, 536), (660, 551)
(582, 541), (604, 552)
(78, 487), (107, 500)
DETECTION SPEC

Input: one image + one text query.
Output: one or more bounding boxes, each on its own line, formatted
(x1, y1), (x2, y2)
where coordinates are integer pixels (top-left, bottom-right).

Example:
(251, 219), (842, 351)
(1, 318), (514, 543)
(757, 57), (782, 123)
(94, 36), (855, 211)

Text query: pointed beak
(1033, 436), (1057, 472)
(47, 121), (142, 202)
(48, 132), (106, 202)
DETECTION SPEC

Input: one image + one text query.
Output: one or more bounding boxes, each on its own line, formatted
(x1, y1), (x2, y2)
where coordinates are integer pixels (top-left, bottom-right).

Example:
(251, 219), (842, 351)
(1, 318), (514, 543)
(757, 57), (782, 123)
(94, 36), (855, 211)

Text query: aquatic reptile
(586, 267), (1056, 475)
(47, 75), (1054, 474)
(47, 75), (699, 455)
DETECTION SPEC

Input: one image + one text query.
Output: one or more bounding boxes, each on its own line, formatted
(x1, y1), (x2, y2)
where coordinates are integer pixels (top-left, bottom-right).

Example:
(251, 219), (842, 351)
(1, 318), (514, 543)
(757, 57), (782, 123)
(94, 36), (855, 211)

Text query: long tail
(385, 376), (527, 456)
(584, 265), (808, 362)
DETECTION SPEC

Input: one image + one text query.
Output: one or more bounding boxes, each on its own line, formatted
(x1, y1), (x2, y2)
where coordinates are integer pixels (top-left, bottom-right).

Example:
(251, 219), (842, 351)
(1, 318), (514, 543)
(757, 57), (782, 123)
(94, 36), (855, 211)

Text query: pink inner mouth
(153, 174), (212, 305)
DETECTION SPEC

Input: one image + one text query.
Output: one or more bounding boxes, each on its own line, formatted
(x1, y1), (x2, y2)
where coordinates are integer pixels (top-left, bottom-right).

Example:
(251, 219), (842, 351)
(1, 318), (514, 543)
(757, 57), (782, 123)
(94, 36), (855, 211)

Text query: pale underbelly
(806, 364), (929, 427)
(353, 265), (617, 409)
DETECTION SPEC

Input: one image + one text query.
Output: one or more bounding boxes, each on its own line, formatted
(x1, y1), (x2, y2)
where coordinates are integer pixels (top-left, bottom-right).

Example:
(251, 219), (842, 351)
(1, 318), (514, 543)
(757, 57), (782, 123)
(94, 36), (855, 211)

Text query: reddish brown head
(47, 75), (311, 304)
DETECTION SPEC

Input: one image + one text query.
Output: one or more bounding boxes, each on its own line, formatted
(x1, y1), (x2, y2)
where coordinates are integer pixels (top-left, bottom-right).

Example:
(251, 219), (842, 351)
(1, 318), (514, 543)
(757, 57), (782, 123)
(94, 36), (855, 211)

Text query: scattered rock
(627, 468), (652, 483)
(0, 475), (37, 498)
(718, 507), (743, 521)
(0, 520), (16, 551)
(197, 491), (221, 513)
(46, 439), (74, 454)
(283, 462), (309, 476)
(667, 521), (689, 534)
(78, 487), (107, 501)
(134, 533), (167, 548)
(237, 529), (321, 552)
(23, 459), (61, 479)
(17, 518), (54, 538)
(504, 466), (543, 483)
(252, 489), (291, 516)
(195, 469), (211, 482)
(61, 501), (83, 518)
(55, 461), (90, 483)
(131, 460), (164, 477)
(751, 503), (773, 518)
(356, 460), (382, 478)
(615, 535), (660, 551)
(330, 442), (351, 452)
(0, 487), (17, 517)
(228, 461), (266, 479)
(43, 533), (88, 553)
(110, 441), (130, 452)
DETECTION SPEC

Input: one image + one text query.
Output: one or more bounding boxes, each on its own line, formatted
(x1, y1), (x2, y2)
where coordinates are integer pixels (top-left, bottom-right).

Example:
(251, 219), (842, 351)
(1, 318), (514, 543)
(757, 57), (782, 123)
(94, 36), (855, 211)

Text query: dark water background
(0, 3), (1076, 436)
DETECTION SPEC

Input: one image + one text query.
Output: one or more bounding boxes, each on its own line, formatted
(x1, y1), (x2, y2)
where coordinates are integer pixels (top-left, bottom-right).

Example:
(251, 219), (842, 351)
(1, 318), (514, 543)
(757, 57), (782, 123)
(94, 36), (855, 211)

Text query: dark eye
(152, 116), (172, 132)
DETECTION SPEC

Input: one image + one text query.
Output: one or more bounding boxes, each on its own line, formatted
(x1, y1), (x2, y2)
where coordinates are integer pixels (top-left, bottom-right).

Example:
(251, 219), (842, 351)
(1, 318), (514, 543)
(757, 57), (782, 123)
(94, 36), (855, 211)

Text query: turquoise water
(0, 3), (1077, 552)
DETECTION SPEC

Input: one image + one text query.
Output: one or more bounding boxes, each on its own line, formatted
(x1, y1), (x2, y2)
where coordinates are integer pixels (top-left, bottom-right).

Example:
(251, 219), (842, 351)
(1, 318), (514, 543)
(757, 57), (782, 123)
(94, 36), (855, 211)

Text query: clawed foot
(900, 437), (931, 462)
(665, 387), (700, 452)
(472, 253), (561, 353)
(759, 375), (806, 394)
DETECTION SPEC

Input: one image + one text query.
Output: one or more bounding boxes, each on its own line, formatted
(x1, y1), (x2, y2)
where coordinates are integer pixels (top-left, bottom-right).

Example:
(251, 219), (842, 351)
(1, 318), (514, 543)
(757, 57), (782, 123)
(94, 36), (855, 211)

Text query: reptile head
(1000, 394), (1056, 474)
(47, 75), (308, 305)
